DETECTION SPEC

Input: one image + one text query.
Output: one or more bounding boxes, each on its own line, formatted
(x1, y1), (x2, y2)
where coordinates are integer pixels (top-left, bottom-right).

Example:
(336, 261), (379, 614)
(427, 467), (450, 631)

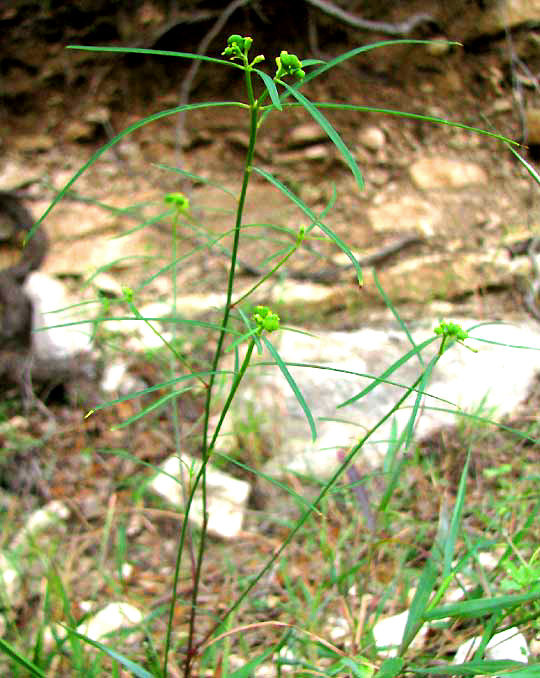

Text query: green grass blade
(376, 657), (405, 678)
(311, 103), (518, 145)
(67, 44), (238, 69)
(424, 590), (540, 621)
(87, 369), (231, 414)
(61, 625), (154, 678)
(215, 451), (321, 515)
(229, 644), (277, 677)
(254, 166), (363, 285)
(443, 446), (471, 578)
(111, 387), (192, 430)
(259, 41), (456, 126)
(507, 141), (540, 183)
(100, 449), (186, 487)
(153, 163), (237, 197)
(262, 335), (317, 442)
(280, 80), (364, 190)
(373, 268), (425, 367)
(255, 68), (282, 111)
(303, 40), (460, 83)
(404, 353), (439, 449)
(410, 660), (525, 676)
(400, 556), (437, 653)
(0, 638), (48, 678)
(337, 336), (439, 408)
(419, 406), (540, 445)
(28, 102), (243, 241)
(252, 360), (457, 407)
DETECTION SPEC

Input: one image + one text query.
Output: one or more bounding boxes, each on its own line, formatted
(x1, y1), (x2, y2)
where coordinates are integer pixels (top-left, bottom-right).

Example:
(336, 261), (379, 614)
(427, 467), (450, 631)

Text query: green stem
(126, 300), (205, 387)
(165, 65), (260, 678)
(200, 365), (435, 647)
(232, 244), (297, 307)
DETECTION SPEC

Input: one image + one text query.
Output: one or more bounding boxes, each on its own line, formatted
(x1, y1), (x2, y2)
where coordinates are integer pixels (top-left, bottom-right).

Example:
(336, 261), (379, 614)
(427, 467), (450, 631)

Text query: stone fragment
(64, 121), (96, 143)
(14, 135), (55, 153)
(276, 144), (329, 164)
(426, 37), (452, 56)
(372, 610), (428, 658)
(455, 628), (529, 664)
(368, 195), (439, 236)
(286, 122), (328, 148)
(358, 126), (386, 152)
(11, 501), (70, 551)
(100, 360), (144, 396)
(24, 272), (94, 365)
(150, 454), (250, 539)
(409, 157), (487, 190)
(256, 319), (540, 479)
(44, 602), (143, 651)
(0, 161), (40, 191)
(525, 109), (540, 146)
(78, 602), (143, 642)
(0, 551), (22, 605)
(466, 0), (540, 38)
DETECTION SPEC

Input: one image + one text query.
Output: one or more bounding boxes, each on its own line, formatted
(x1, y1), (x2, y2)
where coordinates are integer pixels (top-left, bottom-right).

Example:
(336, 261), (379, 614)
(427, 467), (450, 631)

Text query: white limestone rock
(454, 628), (529, 664)
(150, 454), (250, 539)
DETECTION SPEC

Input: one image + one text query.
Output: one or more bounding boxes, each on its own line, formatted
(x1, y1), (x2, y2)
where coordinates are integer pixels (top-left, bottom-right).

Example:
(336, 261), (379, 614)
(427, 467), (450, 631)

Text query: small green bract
(275, 50), (305, 80)
(253, 305), (280, 333)
(165, 192), (190, 212)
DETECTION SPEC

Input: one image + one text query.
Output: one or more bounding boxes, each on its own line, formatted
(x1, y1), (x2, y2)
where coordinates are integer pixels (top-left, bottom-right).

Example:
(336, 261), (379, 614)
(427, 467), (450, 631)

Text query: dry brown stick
(304, 0), (434, 36)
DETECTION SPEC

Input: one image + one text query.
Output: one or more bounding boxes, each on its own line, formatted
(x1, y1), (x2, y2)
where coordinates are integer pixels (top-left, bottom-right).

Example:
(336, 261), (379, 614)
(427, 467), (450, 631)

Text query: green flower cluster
(165, 192), (190, 212)
(222, 34), (253, 60)
(434, 320), (468, 341)
(275, 50), (305, 80)
(253, 305), (280, 333)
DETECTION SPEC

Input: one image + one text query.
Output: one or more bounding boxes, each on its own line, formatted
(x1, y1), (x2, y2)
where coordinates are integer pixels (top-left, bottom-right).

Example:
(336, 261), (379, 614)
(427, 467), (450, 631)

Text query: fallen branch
(304, 0), (435, 36)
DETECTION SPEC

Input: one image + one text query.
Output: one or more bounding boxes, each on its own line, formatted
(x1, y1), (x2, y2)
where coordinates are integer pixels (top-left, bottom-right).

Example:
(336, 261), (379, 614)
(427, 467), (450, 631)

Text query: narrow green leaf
(254, 166), (363, 285)
(301, 58), (326, 67)
(337, 336), (439, 408)
(88, 369), (231, 413)
(404, 353), (439, 449)
(280, 80), (364, 190)
(301, 40), (460, 85)
(262, 336), (317, 442)
(373, 269), (424, 367)
(68, 44), (238, 68)
(61, 625), (154, 678)
(507, 141), (540, 183)
(0, 638), (48, 678)
(255, 68), (282, 111)
(376, 657), (405, 678)
(229, 645), (277, 677)
(215, 451), (321, 514)
(411, 660), (526, 676)
(400, 556), (437, 653)
(252, 360), (457, 407)
(312, 103), (518, 145)
(424, 590), (540, 621)
(443, 446), (471, 578)
(153, 163), (237, 197)
(111, 388), (191, 430)
(420, 406), (540, 445)
(498, 664), (540, 678)
(28, 102), (243, 241)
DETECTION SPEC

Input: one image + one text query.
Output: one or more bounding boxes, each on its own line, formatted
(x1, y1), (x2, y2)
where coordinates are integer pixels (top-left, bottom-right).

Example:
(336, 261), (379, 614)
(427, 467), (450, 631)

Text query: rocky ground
(2, 1), (540, 674)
